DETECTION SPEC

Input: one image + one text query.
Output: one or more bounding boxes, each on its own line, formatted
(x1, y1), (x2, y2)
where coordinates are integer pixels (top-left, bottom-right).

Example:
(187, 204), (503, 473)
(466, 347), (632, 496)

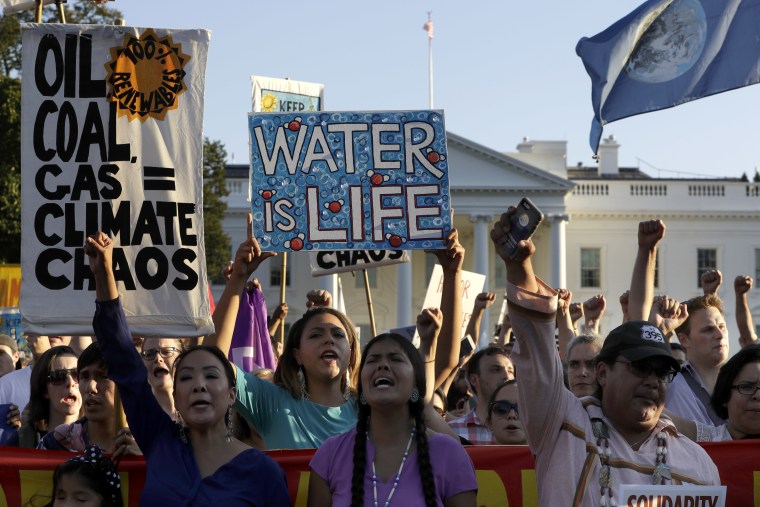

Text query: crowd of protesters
(2, 206), (758, 505)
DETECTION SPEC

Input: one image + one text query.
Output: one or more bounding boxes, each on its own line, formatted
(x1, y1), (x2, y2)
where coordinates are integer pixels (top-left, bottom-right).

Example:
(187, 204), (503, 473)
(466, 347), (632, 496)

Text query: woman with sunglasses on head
(19, 346), (81, 448)
(84, 232), (290, 506)
(485, 380), (526, 445)
(308, 331), (477, 507)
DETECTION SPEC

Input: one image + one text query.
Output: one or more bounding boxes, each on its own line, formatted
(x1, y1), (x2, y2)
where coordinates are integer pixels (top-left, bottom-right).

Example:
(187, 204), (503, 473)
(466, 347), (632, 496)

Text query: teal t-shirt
(234, 365), (358, 449)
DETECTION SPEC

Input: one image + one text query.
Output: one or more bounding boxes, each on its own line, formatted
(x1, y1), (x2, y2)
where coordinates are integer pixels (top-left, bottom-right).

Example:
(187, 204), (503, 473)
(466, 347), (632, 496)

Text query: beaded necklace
(370, 426), (416, 507)
(591, 419), (670, 507)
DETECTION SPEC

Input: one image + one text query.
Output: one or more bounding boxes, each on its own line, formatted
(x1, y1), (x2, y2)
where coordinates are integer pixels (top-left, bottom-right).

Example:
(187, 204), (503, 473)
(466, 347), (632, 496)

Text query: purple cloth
(229, 286), (276, 372)
(310, 427), (477, 506)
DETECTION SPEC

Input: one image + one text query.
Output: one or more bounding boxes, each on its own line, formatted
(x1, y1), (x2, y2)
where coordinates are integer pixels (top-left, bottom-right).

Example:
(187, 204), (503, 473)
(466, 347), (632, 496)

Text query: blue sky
(114, 0), (760, 179)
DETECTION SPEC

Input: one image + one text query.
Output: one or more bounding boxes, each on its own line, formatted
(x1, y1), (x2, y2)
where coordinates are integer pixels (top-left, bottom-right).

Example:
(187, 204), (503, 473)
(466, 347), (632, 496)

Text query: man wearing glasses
(490, 207), (720, 507)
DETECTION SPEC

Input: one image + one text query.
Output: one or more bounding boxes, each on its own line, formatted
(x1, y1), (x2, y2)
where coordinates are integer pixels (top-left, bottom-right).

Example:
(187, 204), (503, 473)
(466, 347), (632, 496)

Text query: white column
(548, 214), (569, 289)
(470, 214), (492, 347)
(396, 261), (413, 328)
(317, 274), (340, 311)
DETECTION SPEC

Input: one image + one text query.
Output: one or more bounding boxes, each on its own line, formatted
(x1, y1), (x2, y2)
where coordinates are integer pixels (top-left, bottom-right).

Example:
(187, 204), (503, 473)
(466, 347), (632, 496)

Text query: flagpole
(426, 11), (434, 109)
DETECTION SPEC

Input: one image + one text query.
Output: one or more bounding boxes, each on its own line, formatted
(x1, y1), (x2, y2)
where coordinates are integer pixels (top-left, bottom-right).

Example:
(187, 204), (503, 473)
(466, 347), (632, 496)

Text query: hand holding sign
(430, 229), (464, 274)
(231, 214), (277, 284)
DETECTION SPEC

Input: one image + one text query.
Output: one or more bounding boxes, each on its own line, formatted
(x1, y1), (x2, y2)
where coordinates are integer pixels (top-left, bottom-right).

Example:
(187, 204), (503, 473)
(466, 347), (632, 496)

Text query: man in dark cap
(490, 206), (720, 507)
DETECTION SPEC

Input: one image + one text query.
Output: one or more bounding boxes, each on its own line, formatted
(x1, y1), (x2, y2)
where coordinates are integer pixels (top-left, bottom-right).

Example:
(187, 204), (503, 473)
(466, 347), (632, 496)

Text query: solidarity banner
(20, 24), (213, 337)
(0, 441), (756, 506)
(309, 249), (410, 276)
(248, 110), (452, 252)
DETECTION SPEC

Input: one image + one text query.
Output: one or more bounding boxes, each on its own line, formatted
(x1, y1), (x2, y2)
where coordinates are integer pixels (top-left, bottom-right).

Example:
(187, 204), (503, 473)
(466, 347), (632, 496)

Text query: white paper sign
(20, 24), (213, 337)
(309, 250), (409, 276)
(618, 484), (726, 507)
(416, 264), (486, 341)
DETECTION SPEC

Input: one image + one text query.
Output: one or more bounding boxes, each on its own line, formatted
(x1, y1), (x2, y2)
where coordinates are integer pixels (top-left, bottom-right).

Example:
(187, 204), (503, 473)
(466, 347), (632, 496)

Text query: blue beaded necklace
(370, 426), (416, 507)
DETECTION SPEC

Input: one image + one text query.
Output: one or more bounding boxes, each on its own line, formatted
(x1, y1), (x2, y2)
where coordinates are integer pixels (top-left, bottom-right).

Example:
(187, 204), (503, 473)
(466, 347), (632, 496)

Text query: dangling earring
(298, 366), (310, 400)
(410, 388), (420, 403)
(343, 369), (351, 401)
(359, 391), (367, 405)
(225, 406), (234, 443)
(175, 411), (187, 444)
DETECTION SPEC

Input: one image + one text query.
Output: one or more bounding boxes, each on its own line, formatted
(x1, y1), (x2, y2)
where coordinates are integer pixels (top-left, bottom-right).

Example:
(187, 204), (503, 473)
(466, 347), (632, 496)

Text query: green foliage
(203, 138), (231, 285)
(0, 76), (21, 262)
(754, 169), (760, 183)
(1, 0), (123, 78)
(0, 0), (124, 261)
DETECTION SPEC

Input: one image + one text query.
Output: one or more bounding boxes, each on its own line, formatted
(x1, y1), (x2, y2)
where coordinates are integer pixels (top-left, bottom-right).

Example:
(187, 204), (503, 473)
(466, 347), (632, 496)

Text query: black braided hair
(412, 392), (437, 507)
(350, 401), (371, 507)
(351, 333), (438, 507)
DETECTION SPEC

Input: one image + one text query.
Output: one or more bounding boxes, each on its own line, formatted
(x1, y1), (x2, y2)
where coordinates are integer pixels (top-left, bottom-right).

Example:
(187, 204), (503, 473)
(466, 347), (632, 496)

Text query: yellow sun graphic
(105, 29), (191, 122)
(261, 93), (278, 112)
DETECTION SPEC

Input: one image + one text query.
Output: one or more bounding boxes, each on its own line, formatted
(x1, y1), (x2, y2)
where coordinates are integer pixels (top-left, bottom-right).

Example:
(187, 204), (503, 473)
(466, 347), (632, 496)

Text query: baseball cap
(0, 334), (17, 352)
(600, 320), (680, 371)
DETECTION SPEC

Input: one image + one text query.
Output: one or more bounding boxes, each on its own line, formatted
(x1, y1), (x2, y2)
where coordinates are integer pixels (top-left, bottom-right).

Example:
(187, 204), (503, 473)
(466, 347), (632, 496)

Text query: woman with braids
(207, 214), (467, 450)
(307, 332), (477, 507)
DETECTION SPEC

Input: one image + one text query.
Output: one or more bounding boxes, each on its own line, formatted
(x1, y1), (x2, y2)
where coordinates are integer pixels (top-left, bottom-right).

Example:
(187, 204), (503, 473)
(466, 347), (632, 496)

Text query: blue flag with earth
(577, 0), (760, 155)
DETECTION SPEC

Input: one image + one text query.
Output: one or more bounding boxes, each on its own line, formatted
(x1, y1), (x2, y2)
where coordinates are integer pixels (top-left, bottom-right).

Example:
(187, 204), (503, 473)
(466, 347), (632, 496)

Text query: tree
(0, 1), (123, 262)
(203, 138), (231, 285)
(754, 169), (760, 183)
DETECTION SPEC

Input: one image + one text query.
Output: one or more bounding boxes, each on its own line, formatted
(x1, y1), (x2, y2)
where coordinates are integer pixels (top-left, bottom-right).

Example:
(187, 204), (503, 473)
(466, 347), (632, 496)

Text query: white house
(220, 133), (760, 353)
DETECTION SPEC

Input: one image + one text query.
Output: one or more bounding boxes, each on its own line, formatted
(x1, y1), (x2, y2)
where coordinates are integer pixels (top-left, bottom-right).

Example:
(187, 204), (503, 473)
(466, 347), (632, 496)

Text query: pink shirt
(508, 277), (721, 507)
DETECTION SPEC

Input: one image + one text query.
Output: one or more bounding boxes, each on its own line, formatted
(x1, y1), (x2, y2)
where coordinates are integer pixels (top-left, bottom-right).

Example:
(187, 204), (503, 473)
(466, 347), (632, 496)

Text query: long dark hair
(350, 333), (436, 507)
(712, 344), (760, 421)
(28, 346), (78, 431)
(273, 307), (360, 399)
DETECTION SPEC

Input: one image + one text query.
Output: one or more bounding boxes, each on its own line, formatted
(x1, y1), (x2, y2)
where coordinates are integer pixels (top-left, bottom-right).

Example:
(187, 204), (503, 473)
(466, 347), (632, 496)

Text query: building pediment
(446, 132), (574, 193)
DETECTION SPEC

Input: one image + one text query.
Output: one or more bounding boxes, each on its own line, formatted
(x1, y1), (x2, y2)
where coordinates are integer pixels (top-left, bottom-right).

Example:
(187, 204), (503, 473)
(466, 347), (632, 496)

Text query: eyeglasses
(614, 359), (677, 384)
(48, 368), (78, 385)
(732, 383), (760, 396)
(140, 347), (180, 361)
(489, 400), (519, 417)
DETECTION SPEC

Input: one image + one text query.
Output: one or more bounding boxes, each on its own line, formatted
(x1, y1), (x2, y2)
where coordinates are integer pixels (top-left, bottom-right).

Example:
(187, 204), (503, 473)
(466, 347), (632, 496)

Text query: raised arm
(735, 275), (758, 348)
(556, 288), (575, 361)
(648, 295), (689, 337)
(701, 269), (723, 297)
(432, 229), (465, 388)
(465, 292), (495, 345)
(628, 219), (665, 320)
(581, 294), (606, 335)
(205, 213), (276, 356)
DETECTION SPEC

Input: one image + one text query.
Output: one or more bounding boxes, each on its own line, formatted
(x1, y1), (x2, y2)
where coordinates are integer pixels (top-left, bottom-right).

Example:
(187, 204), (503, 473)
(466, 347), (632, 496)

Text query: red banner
(0, 441), (756, 506)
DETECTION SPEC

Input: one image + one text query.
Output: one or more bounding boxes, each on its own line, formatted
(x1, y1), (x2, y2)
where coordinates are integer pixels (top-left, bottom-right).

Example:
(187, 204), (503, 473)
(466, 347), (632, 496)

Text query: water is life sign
(248, 110), (451, 252)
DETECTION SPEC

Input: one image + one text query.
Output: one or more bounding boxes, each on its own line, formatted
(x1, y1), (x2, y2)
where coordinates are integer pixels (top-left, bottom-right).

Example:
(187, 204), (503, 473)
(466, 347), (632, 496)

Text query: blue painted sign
(248, 110), (451, 252)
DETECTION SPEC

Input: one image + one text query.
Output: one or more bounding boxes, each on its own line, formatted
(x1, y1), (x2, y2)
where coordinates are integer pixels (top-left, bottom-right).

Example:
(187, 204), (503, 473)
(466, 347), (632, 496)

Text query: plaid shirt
(448, 409), (494, 445)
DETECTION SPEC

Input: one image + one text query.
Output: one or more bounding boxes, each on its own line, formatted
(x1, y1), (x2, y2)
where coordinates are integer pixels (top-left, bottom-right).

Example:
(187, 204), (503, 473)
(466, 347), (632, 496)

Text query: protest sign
(618, 485), (726, 507)
(20, 24), (213, 337)
(0, 266), (21, 308)
(416, 264), (486, 342)
(309, 249), (409, 276)
(252, 75), (323, 114)
(248, 110), (451, 252)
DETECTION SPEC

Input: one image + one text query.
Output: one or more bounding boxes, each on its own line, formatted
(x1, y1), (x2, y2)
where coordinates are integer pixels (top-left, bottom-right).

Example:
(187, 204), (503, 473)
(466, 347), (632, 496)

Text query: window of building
(697, 248), (717, 288)
(425, 252), (438, 282)
(270, 263), (291, 287)
(755, 249), (760, 286)
(580, 248), (601, 288)
(354, 268), (378, 289)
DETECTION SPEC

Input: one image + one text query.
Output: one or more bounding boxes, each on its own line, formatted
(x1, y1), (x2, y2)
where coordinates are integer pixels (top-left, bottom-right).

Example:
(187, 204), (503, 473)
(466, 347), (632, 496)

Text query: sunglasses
(489, 400), (519, 417)
(614, 359), (677, 384)
(48, 368), (78, 385)
(140, 347), (180, 361)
